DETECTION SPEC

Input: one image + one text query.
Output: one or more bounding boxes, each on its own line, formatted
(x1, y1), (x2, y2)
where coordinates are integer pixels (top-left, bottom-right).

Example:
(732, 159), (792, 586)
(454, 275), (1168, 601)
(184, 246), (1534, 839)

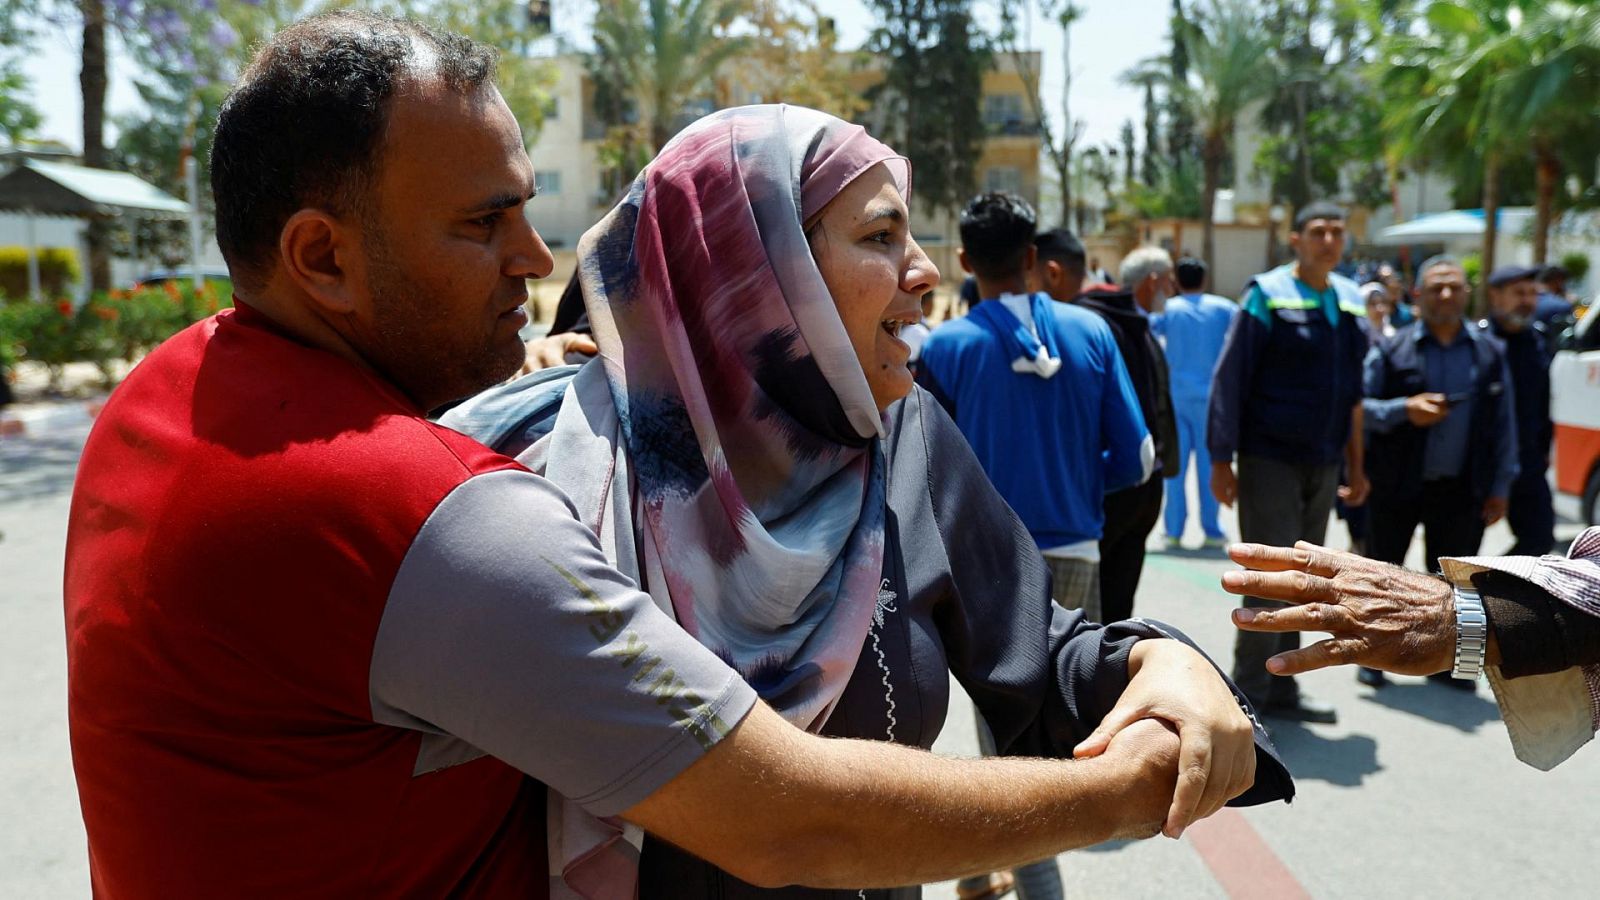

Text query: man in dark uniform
(1209, 202), (1369, 724)
(1485, 264), (1555, 556)
(1361, 256), (1520, 690)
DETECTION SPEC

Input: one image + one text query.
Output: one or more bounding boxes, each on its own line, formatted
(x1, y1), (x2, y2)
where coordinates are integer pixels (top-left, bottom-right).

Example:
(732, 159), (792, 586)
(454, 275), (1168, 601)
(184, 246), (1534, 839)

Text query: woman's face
(808, 164), (940, 411)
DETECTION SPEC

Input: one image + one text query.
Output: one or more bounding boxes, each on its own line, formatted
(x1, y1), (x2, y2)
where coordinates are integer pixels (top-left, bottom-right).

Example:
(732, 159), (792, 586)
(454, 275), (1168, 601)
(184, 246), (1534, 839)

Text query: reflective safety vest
(1234, 266), (1369, 465)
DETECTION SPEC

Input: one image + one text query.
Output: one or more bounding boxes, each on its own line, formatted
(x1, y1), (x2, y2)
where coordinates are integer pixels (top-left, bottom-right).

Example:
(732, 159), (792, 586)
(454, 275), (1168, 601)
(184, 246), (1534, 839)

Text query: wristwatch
(1451, 586), (1489, 680)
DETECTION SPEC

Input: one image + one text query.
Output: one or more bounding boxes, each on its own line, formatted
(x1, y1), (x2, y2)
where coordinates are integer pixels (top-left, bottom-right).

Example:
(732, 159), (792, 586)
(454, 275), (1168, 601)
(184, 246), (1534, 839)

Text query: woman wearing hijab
(444, 105), (1292, 899)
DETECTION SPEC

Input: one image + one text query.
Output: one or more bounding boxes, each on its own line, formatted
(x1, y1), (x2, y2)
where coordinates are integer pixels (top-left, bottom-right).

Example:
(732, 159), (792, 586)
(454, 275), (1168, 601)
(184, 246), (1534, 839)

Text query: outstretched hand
(1220, 541), (1458, 677)
(1073, 639), (1256, 839)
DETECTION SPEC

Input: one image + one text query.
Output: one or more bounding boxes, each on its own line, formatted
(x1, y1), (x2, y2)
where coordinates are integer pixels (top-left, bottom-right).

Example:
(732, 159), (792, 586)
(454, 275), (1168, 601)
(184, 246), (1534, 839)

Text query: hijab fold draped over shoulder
(446, 104), (912, 898)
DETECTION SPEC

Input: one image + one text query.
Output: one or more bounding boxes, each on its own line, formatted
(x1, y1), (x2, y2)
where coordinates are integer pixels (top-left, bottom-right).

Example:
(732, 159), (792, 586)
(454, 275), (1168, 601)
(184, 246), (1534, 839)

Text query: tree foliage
(731, 0), (866, 120)
(867, 0), (990, 220)
(995, 1), (1083, 227)
(590, 0), (752, 154)
(1172, 0), (1274, 268)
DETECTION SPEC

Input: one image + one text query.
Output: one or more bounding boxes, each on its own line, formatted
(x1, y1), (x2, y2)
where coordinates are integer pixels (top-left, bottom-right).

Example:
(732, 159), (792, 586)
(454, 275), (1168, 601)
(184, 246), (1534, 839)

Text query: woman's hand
(1072, 639), (1256, 839)
(521, 332), (598, 374)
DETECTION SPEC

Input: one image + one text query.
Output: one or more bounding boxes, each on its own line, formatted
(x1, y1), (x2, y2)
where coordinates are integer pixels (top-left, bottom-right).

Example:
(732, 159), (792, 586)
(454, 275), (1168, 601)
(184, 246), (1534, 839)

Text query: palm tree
(591, 0), (753, 154)
(1118, 56), (1166, 189)
(81, 0), (111, 292)
(1172, 0), (1274, 272)
(1379, 0), (1521, 301)
(1488, 2), (1600, 264)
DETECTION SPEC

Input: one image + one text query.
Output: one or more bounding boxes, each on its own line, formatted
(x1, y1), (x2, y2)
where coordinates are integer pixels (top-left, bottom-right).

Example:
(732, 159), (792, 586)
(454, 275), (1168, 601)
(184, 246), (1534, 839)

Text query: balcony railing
(985, 118), (1041, 138)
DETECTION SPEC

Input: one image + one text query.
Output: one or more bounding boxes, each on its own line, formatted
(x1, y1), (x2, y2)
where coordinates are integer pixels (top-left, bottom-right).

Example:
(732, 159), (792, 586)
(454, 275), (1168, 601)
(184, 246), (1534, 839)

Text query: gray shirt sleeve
(369, 468), (758, 817)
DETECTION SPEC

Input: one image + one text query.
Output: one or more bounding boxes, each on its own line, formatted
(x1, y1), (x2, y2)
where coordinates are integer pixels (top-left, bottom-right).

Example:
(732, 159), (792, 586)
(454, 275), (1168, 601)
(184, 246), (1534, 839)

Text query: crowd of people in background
(49, 13), (1600, 898)
(919, 192), (1585, 733)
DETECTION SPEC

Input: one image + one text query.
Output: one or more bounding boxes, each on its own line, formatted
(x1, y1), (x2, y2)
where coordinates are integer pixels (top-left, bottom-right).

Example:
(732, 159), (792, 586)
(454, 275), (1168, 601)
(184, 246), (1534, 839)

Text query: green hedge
(1559, 252), (1590, 285)
(0, 246), (81, 300)
(0, 280), (231, 391)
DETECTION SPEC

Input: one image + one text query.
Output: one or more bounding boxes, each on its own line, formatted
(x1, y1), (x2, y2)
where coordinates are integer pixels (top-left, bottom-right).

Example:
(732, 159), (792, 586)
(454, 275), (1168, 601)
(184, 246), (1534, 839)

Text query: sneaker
(1202, 535), (1228, 550)
(1162, 534), (1183, 550)
(1357, 667), (1388, 688)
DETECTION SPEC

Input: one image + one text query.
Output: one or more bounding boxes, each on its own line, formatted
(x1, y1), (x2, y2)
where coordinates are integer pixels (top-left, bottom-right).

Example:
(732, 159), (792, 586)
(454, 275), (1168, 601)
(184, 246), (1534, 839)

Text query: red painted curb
(1187, 808), (1310, 900)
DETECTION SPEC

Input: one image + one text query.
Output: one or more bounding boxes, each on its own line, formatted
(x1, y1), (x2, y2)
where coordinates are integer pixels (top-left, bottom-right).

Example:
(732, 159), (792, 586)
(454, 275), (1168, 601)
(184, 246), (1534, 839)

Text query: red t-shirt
(65, 306), (539, 897)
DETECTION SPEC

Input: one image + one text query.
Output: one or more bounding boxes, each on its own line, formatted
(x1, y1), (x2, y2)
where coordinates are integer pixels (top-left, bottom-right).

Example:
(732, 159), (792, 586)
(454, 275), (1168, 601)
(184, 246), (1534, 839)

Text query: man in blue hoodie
(919, 195), (1152, 900)
(919, 196), (1152, 620)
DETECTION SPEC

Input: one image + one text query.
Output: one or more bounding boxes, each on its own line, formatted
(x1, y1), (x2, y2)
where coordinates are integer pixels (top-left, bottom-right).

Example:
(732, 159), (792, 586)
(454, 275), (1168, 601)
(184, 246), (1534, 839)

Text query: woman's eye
(866, 230), (892, 245)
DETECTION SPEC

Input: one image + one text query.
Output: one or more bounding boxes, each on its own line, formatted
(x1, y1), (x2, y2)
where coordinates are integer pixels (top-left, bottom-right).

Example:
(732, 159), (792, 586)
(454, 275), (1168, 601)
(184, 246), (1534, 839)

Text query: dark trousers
(1098, 477), (1164, 623)
(1367, 477), (1486, 572)
(1231, 456), (1339, 703)
(1506, 470), (1556, 557)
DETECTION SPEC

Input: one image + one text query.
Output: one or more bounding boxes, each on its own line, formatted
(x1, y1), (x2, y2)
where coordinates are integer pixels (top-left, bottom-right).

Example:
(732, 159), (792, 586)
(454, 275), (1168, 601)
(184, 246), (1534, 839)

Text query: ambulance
(1551, 308), (1600, 524)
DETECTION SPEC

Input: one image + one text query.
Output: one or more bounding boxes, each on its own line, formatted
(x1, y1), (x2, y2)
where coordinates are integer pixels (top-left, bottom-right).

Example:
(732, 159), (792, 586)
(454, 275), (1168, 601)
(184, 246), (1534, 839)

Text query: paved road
(3, 422), (1595, 898)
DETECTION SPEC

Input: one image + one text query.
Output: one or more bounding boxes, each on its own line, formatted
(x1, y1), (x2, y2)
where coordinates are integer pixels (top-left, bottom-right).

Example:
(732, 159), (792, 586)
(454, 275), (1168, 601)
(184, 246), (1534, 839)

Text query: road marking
(1186, 808), (1310, 900)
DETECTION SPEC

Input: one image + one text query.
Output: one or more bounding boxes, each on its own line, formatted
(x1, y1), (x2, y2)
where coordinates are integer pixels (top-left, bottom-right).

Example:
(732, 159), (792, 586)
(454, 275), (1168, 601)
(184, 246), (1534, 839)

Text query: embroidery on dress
(869, 578), (899, 743)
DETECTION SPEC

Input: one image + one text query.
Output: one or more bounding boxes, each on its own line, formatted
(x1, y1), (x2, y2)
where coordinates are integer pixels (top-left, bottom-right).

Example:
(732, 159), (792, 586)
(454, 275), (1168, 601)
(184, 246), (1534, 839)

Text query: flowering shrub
(0, 279), (232, 391)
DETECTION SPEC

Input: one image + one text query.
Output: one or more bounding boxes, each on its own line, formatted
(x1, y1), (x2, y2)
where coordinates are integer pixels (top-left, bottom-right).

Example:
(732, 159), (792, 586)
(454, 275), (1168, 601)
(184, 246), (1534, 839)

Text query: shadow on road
(1265, 721), (1382, 787)
(1358, 681), (1501, 733)
(0, 429), (88, 505)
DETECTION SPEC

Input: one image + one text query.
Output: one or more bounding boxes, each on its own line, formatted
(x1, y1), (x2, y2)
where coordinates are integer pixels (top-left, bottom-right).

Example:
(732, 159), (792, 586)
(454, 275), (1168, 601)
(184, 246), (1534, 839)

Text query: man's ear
(1043, 259), (1063, 289)
(279, 208), (358, 315)
(957, 247), (974, 275)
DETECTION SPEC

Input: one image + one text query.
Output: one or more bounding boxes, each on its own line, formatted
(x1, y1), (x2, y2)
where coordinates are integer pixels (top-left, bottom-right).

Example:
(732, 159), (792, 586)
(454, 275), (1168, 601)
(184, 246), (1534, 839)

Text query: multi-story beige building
(522, 50), (1043, 283)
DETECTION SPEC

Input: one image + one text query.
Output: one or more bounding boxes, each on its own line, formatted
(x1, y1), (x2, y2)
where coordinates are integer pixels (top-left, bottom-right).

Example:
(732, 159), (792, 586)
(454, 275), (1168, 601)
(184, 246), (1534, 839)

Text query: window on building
(983, 94), (1026, 132)
(984, 166), (1022, 195)
(535, 170), (563, 196)
(543, 96), (559, 121)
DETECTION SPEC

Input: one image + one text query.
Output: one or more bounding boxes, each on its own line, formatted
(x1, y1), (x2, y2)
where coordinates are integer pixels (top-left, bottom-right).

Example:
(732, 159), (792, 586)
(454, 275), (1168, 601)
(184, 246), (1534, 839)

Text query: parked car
(130, 267), (232, 289)
(1551, 305), (1600, 524)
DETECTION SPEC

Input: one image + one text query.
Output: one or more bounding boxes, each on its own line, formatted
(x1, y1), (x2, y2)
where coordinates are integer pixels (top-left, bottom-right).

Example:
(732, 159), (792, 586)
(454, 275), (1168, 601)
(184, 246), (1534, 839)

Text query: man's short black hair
(1175, 256), (1206, 290)
(1540, 264), (1569, 283)
(959, 192), (1037, 282)
(209, 11), (497, 286)
(1033, 228), (1086, 278)
(1293, 201), (1347, 232)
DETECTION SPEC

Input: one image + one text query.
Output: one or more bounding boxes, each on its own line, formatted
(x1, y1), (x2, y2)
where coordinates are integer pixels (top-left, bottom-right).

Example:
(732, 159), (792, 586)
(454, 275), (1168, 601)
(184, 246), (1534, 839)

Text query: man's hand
(1482, 495), (1508, 526)
(521, 332), (599, 375)
(1405, 392), (1449, 427)
(1220, 541), (1456, 676)
(1099, 718), (1182, 842)
(1072, 639), (1256, 839)
(1338, 466), (1369, 507)
(1211, 461), (1238, 507)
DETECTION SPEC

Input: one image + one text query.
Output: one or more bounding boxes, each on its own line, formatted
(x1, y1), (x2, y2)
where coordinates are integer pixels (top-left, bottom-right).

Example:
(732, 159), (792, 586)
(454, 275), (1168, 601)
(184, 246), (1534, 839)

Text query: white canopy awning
(1373, 207), (1534, 246)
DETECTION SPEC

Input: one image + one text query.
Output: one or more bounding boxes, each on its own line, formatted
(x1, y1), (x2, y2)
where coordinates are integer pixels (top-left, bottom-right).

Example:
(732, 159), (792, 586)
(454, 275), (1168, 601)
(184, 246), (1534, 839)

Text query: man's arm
(1340, 402), (1369, 506)
(1360, 343), (1410, 433)
(624, 704), (1182, 889)
(1216, 538), (1600, 677)
(372, 468), (1195, 890)
(1483, 355), (1521, 524)
(1206, 292), (1261, 505)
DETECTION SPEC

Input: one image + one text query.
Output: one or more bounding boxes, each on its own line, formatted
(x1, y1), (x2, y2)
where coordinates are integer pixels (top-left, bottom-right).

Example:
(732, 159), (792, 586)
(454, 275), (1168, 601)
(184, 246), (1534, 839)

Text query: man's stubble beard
(364, 225), (522, 410)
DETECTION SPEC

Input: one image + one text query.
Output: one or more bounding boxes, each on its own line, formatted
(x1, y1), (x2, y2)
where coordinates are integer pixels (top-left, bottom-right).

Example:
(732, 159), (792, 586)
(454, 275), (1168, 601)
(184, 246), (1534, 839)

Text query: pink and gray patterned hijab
(463, 104), (916, 896)
(572, 104), (910, 726)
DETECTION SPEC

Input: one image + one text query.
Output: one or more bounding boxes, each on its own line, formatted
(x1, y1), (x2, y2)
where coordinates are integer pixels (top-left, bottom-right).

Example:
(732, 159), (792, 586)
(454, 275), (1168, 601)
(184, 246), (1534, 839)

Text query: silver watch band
(1451, 586), (1488, 680)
